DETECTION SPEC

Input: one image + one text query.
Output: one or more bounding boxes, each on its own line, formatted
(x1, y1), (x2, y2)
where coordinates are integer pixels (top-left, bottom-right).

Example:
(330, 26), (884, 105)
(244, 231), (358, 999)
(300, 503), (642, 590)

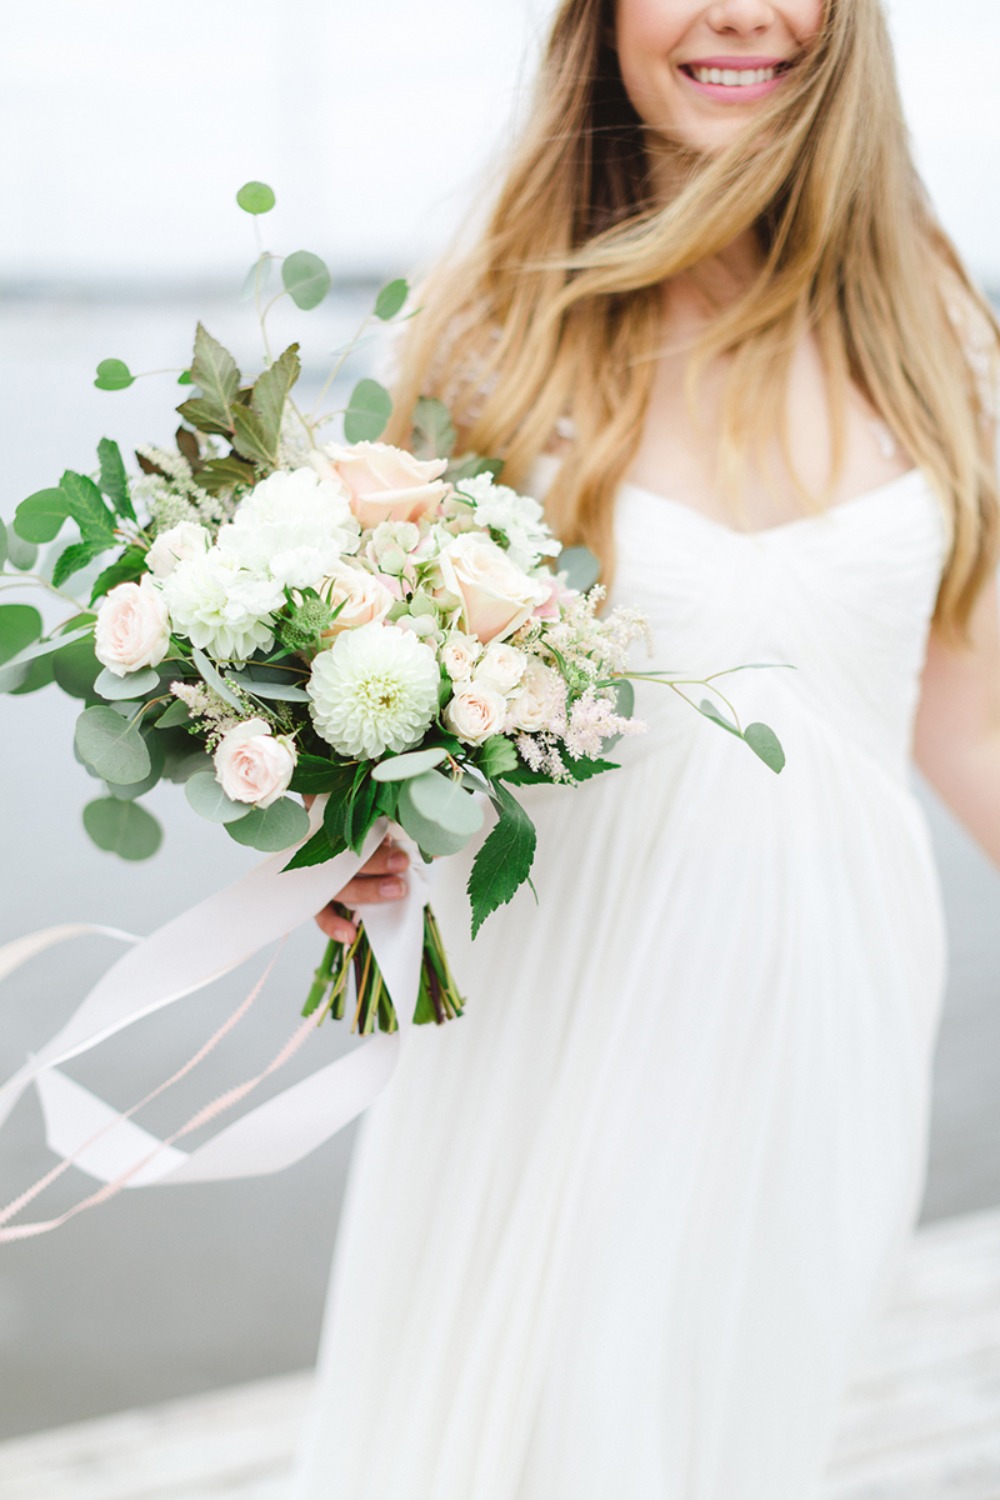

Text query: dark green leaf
(282, 824), (335, 871)
(344, 772), (379, 854)
(502, 753), (619, 787)
(189, 323), (240, 429)
(250, 343), (301, 458)
(90, 546), (148, 603)
(177, 369), (193, 385)
(411, 397), (456, 460)
(175, 397), (234, 438)
(743, 721), (786, 774)
(197, 455), (258, 493)
(75, 705), (152, 783)
(374, 278), (409, 321)
(0, 604), (43, 664)
(282, 250), (331, 310)
(52, 540), (106, 589)
(344, 378), (392, 444)
(94, 359), (135, 391)
(60, 469), (116, 544)
(225, 797), (310, 852)
(13, 487), (71, 544)
(467, 781), (537, 937)
(97, 438), (135, 521)
(236, 180), (276, 215)
(288, 754), (355, 796)
(83, 798), (162, 860)
(231, 405), (276, 467)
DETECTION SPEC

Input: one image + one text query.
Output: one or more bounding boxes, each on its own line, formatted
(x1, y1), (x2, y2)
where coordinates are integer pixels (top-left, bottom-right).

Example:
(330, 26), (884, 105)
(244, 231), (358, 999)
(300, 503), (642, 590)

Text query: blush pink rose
(213, 718), (297, 807)
(94, 576), (172, 678)
(437, 533), (546, 645)
(312, 441), (450, 529)
(442, 682), (508, 746)
(321, 563), (396, 636)
(531, 574), (576, 621)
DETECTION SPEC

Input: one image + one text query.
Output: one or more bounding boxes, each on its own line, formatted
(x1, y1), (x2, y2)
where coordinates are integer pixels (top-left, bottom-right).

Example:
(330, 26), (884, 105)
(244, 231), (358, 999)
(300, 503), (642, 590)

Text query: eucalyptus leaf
(558, 546), (601, 593)
(698, 698), (741, 738)
(105, 733), (165, 799)
(372, 746), (449, 782)
(94, 359), (135, 391)
(185, 771), (252, 824)
(225, 670), (311, 702)
(0, 624), (93, 694)
(154, 698), (192, 729)
(8, 652), (55, 697)
(374, 278), (409, 320)
(743, 722), (786, 774)
(241, 253), (274, 302)
(60, 469), (116, 545)
(83, 798), (163, 860)
(52, 540), (106, 589)
(344, 378), (392, 443)
(51, 632), (102, 699)
(0, 604), (43, 664)
(282, 250), (331, 310)
(75, 705), (152, 784)
(411, 397), (456, 461)
(13, 488), (70, 544)
(192, 647), (245, 710)
(396, 786), (473, 858)
(95, 665), (160, 700)
(236, 180), (276, 215)
(225, 796), (310, 851)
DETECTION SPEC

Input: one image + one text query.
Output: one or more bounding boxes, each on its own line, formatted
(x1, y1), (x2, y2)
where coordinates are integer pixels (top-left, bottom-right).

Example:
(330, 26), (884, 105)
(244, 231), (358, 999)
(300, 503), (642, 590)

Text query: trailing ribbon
(0, 803), (434, 1240)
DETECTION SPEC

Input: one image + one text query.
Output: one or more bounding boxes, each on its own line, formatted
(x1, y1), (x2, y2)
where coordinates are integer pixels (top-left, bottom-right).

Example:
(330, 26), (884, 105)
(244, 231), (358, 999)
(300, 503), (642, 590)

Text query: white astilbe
(135, 444), (232, 531)
(308, 622), (440, 759)
(169, 680), (241, 747)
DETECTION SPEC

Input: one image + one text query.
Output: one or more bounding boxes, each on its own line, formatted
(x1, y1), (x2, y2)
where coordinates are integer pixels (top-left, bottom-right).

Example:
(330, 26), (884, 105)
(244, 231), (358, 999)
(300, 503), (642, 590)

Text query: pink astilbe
(564, 689), (648, 760)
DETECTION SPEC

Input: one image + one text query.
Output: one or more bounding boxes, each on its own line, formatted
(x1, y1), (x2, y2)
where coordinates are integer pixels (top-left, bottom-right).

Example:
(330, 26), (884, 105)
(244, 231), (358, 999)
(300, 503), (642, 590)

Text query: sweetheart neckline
(616, 465), (932, 541)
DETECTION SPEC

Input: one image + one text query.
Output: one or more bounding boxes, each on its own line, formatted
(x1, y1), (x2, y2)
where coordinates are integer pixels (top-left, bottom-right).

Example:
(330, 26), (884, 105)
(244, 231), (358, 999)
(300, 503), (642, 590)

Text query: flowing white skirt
(288, 709), (946, 1499)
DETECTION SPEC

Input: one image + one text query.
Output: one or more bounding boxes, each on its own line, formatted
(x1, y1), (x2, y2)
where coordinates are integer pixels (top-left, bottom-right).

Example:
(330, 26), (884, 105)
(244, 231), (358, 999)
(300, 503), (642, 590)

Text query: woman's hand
(313, 833), (410, 944)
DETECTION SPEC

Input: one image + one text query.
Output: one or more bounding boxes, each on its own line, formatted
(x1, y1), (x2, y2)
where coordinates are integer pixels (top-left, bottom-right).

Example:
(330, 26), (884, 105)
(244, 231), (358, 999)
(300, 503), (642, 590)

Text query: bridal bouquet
(0, 181), (785, 1040)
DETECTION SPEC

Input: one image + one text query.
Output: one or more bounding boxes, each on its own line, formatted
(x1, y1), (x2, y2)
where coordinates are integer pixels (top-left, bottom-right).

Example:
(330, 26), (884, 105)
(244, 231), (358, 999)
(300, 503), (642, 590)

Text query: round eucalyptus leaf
(185, 771), (252, 824)
(281, 250), (331, 311)
(237, 180), (276, 215)
(372, 746), (449, 783)
(374, 278), (409, 321)
(83, 798), (163, 861)
(397, 782), (473, 857)
(225, 796), (310, 852)
(406, 769), (484, 837)
(4, 529), (39, 571)
(9, 652), (55, 697)
(94, 358), (135, 391)
(343, 378), (392, 444)
(743, 722), (786, 775)
(53, 635), (102, 699)
(161, 744), (214, 784)
(558, 545), (601, 594)
(105, 733), (165, 800)
(0, 604), (42, 665)
(13, 488), (70, 544)
(75, 705), (151, 784)
(95, 665), (160, 701)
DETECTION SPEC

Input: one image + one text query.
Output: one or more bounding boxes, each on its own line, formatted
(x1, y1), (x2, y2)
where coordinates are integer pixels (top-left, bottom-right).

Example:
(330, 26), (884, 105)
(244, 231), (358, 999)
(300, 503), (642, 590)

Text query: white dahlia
(219, 466), (361, 589)
(162, 548), (284, 662)
(308, 622), (440, 759)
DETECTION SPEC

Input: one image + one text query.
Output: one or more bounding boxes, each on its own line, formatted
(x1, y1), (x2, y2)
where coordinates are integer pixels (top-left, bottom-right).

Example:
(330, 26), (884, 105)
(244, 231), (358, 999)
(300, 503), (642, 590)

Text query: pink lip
(678, 56), (792, 104)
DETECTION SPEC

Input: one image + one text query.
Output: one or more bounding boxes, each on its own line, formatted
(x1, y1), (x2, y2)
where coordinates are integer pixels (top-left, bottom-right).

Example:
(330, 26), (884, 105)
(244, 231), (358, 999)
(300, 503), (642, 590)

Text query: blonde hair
(385, 0), (1000, 638)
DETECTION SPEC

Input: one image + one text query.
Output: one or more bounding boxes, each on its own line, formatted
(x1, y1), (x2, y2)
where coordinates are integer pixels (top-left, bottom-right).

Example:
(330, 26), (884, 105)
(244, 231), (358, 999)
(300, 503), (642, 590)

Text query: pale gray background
(0, 0), (998, 1442)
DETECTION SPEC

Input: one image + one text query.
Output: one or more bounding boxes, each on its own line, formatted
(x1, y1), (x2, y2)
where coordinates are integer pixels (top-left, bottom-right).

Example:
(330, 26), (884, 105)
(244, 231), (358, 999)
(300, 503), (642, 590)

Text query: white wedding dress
(289, 458), (949, 1499)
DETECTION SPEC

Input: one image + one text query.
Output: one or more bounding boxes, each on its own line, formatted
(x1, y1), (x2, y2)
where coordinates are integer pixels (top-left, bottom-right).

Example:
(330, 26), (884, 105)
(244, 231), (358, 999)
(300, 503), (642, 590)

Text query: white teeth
(691, 65), (777, 87)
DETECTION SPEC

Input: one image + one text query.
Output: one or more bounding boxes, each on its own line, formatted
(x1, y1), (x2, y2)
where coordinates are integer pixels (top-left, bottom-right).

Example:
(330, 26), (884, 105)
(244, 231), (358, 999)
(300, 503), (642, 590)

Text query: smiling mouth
(679, 61), (793, 89)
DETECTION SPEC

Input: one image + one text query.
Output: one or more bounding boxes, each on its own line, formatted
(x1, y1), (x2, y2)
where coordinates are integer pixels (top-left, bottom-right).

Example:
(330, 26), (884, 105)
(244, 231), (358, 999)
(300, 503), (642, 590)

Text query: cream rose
(440, 630), (482, 681)
(94, 576), (172, 678)
(437, 534), (546, 645)
(506, 660), (567, 734)
(312, 441), (450, 529)
(145, 521), (210, 579)
(214, 718), (297, 807)
(442, 682), (508, 746)
(321, 563), (395, 636)
(473, 641), (527, 695)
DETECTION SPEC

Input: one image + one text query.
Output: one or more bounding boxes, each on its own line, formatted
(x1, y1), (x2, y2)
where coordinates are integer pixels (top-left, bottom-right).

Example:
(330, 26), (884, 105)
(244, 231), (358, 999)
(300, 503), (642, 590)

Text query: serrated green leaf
(743, 721), (786, 774)
(75, 705), (151, 783)
(371, 746), (449, 782)
(250, 343), (301, 457)
(97, 438), (135, 521)
(83, 797), (162, 860)
(184, 771), (252, 824)
(500, 754), (619, 787)
(467, 782), (537, 937)
(60, 470), (116, 544)
(94, 359), (134, 391)
(282, 250), (331, 310)
(281, 823), (335, 871)
(411, 397), (456, 460)
(475, 736), (519, 779)
(236, 180), (276, 215)
(344, 378), (392, 444)
(197, 455), (257, 493)
(175, 397), (234, 437)
(52, 540), (107, 589)
(225, 796), (310, 851)
(13, 487), (71, 544)
(374, 278), (409, 321)
(0, 604), (43, 665)
(189, 322), (240, 429)
(90, 546), (148, 603)
(231, 405), (276, 467)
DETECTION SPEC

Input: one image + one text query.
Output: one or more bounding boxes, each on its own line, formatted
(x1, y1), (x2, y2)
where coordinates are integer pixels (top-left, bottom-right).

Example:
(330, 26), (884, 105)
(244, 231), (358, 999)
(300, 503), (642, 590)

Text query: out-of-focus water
(0, 289), (998, 1440)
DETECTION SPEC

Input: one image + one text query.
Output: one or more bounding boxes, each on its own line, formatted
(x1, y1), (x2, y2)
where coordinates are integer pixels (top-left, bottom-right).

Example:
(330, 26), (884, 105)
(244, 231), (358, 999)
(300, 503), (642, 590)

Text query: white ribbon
(0, 803), (435, 1239)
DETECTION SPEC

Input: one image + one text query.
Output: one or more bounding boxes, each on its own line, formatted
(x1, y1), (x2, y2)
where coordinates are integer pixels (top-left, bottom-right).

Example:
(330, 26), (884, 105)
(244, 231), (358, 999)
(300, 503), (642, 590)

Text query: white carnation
(146, 521), (210, 579)
(456, 473), (562, 572)
(162, 548), (284, 661)
(308, 622), (440, 759)
(219, 466), (361, 589)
